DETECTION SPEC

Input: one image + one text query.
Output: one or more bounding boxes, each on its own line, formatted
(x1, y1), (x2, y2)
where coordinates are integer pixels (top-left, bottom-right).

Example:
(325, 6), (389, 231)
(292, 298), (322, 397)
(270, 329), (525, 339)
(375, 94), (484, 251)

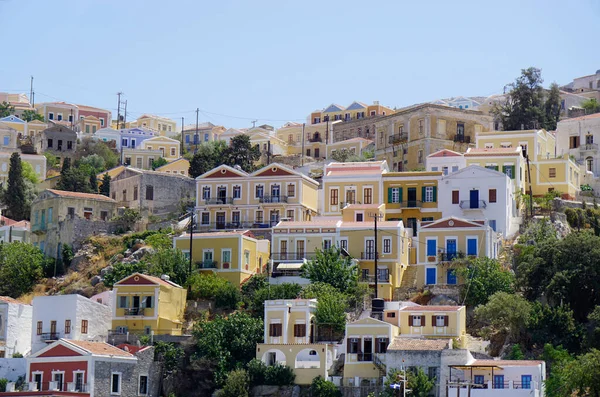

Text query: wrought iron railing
(459, 200), (487, 209)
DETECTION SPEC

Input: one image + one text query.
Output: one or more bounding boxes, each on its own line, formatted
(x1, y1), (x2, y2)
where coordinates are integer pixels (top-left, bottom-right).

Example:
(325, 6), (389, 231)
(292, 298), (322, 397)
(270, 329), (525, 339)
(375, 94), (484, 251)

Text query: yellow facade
(343, 316), (399, 385)
(275, 122), (330, 159)
(464, 147), (526, 193)
(195, 163), (319, 231)
(122, 148), (164, 170)
(326, 137), (374, 159)
(141, 136), (181, 161)
(173, 231), (270, 286)
(476, 129), (581, 199)
(156, 158), (190, 176)
(111, 273), (187, 335)
(310, 101), (394, 126)
(128, 114), (177, 136)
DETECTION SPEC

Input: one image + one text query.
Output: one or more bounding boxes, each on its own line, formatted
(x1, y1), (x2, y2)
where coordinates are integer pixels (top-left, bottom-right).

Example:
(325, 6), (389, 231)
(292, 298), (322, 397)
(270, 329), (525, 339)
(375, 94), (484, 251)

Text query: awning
(276, 263), (304, 270)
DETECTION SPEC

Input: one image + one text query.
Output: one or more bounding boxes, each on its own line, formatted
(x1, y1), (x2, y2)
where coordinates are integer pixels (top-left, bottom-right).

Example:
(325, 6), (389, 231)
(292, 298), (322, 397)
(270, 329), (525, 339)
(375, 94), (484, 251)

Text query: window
(347, 338), (359, 354)
(457, 123), (465, 136)
(204, 133), (209, 142)
(339, 239), (348, 251)
(376, 337), (389, 354)
(287, 184), (295, 197)
(185, 135), (190, 143)
(293, 324), (306, 337)
(83, 207), (93, 220)
(442, 166), (449, 176)
(427, 239), (437, 257)
(85, 125), (90, 134)
(323, 239), (332, 250)
(65, 319), (71, 334)
(100, 211), (108, 221)
(146, 185), (154, 200)
(133, 186), (138, 200)
(269, 323), (282, 337)
(418, 119), (424, 134)
(201, 212), (209, 225)
(489, 220), (497, 231)
(2, 136), (8, 146)
(202, 186), (211, 200)
(233, 186), (241, 199)
(145, 296), (153, 308)
(138, 375), (148, 395)
(48, 112), (54, 120)
(521, 375), (532, 389)
(549, 168), (556, 178)
(286, 209), (294, 221)
(424, 186), (435, 202)
(418, 150), (424, 163)
(170, 147), (176, 156)
(503, 165), (514, 179)
(474, 375), (484, 385)
(489, 189), (497, 203)
(452, 190), (459, 204)
(244, 250), (250, 269)
(37, 321), (42, 335)
(452, 166), (459, 173)
(364, 188), (372, 204)
(47, 138), (53, 148)
(386, 312), (396, 318)
(81, 320), (88, 334)
(124, 157), (131, 166)
(111, 372), (121, 395)
(390, 187), (401, 203)
(119, 296), (128, 308)
(256, 211), (263, 223)
(435, 315), (448, 327)
(255, 185), (264, 198)
(383, 237), (391, 254)
(148, 157), (154, 168)
(410, 315), (423, 327)
(330, 189), (338, 205)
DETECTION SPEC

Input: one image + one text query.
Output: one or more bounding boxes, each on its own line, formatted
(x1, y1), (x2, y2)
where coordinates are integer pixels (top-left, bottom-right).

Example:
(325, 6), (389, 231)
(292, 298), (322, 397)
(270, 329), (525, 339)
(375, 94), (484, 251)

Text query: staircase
(373, 354), (387, 378)
(395, 266), (418, 301)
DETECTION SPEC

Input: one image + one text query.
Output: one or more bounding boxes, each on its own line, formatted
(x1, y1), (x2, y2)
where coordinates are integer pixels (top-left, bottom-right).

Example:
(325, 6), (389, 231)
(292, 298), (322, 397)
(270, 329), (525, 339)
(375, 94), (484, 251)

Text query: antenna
(251, 120), (257, 128)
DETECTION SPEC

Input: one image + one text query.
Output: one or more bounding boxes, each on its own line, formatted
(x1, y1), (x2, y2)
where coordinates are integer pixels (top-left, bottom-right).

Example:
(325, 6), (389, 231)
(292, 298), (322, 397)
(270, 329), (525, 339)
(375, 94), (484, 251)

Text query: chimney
(161, 274), (170, 281)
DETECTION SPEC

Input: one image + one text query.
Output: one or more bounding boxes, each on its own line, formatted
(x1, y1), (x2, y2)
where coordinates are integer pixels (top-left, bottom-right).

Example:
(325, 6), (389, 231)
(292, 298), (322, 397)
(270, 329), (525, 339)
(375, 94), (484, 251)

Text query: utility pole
(188, 209), (194, 280)
(526, 154), (534, 218)
(369, 211), (384, 299)
(251, 120), (257, 128)
(301, 123), (306, 167)
(195, 108), (199, 153)
(116, 92), (123, 129)
(180, 117), (185, 156)
(30, 76), (34, 106)
(123, 100), (128, 127)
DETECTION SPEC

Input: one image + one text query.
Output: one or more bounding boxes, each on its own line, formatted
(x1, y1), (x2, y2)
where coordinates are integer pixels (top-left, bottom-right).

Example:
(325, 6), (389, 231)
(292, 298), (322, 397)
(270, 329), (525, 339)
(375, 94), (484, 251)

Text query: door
(407, 188), (417, 207)
(363, 338), (373, 361)
(50, 321), (57, 337)
(216, 212), (226, 229)
(267, 352), (276, 366)
(470, 189), (479, 208)
(280, 240), (287, 260)
(271, 185), (280, 202)
(365, 240), (375, 259)
(407, 218), (417, 236)
(34, 373), (42, 391)
(270, 210), (280, 226)
(473, 375), (484, 385)
(133, 296), (140, 308)
(203, 251), (213, 267)
(54, 373), (64, 391)
(493, 375), (505, 389)
(296, 240), (305, 260)
(446, 239), (457, 260)
(521, 375), (532, 389)
(447, 269), (457, 285)
(217, 187), (226, 203)
(426, 268), (436, 285)
(314, 148), (320, 158)
(75, 372), (83, 391)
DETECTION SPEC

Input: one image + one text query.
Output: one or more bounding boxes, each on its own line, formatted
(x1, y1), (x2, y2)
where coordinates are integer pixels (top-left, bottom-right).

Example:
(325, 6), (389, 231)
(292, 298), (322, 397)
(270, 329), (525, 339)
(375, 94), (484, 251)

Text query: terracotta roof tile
(428, 149), (463, 158)
(0, 296), (27, 305)
(344, 204), (382, 210)
(399, 305), (463, 312)
(388, 338), (450, 351)
(47, 189), (116, 202)
(340, 221), (401, 228)
(64, 340), (134, 357)
(562, 112), (600, 122)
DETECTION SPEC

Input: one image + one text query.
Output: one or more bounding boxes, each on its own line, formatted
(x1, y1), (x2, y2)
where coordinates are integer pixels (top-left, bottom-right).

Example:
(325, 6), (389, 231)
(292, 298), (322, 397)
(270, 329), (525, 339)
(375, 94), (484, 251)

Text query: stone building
(109, 168), (195, 219)
(30, 189), (118, 258)
(333, 104), (493, 171)
(41, 125), (77, 157)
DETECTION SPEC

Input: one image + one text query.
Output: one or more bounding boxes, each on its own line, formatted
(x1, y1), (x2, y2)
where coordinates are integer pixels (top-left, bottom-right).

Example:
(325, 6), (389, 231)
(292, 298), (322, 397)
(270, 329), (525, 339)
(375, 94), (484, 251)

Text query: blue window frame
(521, 375), (532, 389)
(185, 135), (190, 143)
(467, 238), (477, 256)
(204, 133), (209, 142)
(474, 375), (484, 385)
(426, 240), (437, 256)
(493, 375), (504, 389)
(426, 268), (436, 285)
(3, 136), (9, 145)
(489, 220), (497, 231)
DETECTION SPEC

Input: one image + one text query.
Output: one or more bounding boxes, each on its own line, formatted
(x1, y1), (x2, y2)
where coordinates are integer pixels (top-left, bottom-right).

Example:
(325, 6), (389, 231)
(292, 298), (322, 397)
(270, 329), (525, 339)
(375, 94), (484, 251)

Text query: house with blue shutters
(118, 127), (157, 150)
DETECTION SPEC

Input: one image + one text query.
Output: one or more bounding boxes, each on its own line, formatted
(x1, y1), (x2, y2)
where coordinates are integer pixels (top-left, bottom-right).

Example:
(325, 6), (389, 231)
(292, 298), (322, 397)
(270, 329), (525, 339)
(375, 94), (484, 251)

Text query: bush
(218, 369), (249, 397)
(0, 378), (6, 392)
(310, 376), (341, 397)
(247, 358), (267, 387)
(187, 273), (229, 300)
(61, 244), (74, 268)
(145, 233), (172, 251)
(11, 353), (22, 358)
(103, 261), (149, 287)
(249, 283), (302, 316)
(215, 282), (241, 310)
(264, 363), (295, 386)
(154, 341), (184, 374)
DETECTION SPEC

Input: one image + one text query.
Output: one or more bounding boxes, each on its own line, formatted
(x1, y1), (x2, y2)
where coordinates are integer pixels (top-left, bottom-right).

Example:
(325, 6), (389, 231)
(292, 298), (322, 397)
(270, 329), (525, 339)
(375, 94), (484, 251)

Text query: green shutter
(433, 186), (437, 202)
(510, 165), (515, 179)
(502, 165), (507, 174)
(398, 188), (403, 203)
(421, 186), (426, 202)
(494, 166), (499, 171)
(388, 188), (393, 203)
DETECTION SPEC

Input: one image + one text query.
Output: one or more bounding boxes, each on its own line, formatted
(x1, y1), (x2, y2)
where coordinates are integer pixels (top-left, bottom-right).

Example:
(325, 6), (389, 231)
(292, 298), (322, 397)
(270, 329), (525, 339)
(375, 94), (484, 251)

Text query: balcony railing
(454, 134), (471, 143)
(203, 197), (234, 205)
(582, 143), (598, 151)
(340, 200), (361, 208)
(388, 200), (425, 208)
(459, 200), (487, 209)
(388, 133), (408, 144)
(195, 220), (273, 231)
(23, 381), (89, 393)
(31, 223), (47, 232)
(271, 252), (317, 261)
(308, 137), (323, 143)
(259, 195), (289, 203)
(439, 252), (466, 262)
(360, 273), (390, 283)
(361, 251), (376, 260)
(198, 260), (218, 269)
(124, 308), (145, 316)
(39, 332), (60, 341)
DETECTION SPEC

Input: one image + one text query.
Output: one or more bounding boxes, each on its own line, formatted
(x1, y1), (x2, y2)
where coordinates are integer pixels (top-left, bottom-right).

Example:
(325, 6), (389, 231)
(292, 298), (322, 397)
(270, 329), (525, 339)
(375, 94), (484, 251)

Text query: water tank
(372, 298), (385, 312)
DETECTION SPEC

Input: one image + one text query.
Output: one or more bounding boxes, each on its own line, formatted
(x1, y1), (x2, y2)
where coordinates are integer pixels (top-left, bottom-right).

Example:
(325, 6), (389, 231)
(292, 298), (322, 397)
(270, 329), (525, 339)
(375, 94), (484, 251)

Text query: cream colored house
(140, 136), (181, 161)
(122, 148), (164, 170)
(128, 114), (177, 136)
(156, 158), (190, 176)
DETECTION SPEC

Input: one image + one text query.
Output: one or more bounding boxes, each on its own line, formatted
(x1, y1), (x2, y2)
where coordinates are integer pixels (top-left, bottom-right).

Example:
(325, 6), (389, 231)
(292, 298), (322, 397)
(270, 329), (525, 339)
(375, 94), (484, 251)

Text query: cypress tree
(4, 153), (27, 220)
(100, 173), (111, 197)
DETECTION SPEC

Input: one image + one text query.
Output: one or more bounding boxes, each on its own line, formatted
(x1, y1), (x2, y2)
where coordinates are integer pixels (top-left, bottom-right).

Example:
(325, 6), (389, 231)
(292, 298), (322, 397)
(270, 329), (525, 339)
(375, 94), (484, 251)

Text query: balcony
(271, 252), (317, 261)
(308, 137), (323, 143)
(361, 251), (376, 260)
(198, 260), (218, 269)
(459, 200), (487, 209)
(388, 133), (408, 145)
(340, 200), (361, 208)
(39, 332), (60, 341)
(17, 381), (89, 393)
(31, 223), (47, 232)
(259, 195), (288, 203)
(439, 252), (466, 262)
(124, 308), (145, 316)
(389, 200), (424, 208)
(360, 273), (390, 283)
(203, 197), (234, 205)
(453, 134), (471, 143)
(447, 380), (540, 396)
(581, 143), (598, 152)
(195, 220), (272, 231)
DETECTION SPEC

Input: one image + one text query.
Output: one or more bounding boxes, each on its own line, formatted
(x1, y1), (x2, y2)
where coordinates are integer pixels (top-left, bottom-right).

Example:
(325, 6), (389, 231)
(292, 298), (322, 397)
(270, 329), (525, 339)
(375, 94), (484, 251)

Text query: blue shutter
(467, 239), (477, 256)
(427, 240), (437, 256)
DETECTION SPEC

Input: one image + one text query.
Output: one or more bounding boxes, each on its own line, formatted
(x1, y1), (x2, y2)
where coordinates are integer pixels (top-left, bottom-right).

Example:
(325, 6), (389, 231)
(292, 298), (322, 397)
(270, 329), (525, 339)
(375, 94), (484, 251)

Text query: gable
(38, 344), (84, 358)
(201, 165), (248, 179)
(422, 218), (484, 229)
(0, 116), (25, 124)
(253, 165), (294, 177)
(115, 273), (159, 286)
(350, 316), (390, 327)
(323, 104), (343, 113)
(346, 102), (366, 111)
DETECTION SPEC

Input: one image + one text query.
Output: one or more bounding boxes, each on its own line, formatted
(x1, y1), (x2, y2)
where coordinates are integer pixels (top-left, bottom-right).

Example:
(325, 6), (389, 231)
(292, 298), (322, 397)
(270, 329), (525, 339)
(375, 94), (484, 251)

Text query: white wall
(31, 295), (111, 354)
(7, 303), (32, 357)
(556, 117), (600, 176)
(426, 155), (466, 175)
(0, 358), (26, 381)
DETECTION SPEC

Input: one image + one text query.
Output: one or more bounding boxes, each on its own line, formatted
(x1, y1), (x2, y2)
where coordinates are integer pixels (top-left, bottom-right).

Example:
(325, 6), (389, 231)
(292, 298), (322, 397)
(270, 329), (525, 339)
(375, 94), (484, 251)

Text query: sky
(1, 0), (599, 129)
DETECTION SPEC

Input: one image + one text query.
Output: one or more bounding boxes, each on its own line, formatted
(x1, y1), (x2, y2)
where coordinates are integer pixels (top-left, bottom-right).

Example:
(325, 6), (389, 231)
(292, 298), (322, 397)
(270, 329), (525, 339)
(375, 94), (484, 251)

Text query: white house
(556, 113), (600, 176)
(426, 149), (466, 175)
(0, 296), (32, 357)
(93, 128), (121, 149)
(437, 165), (518, 238)
(218, 128), (245, 146)
(31, 295), (111, 354)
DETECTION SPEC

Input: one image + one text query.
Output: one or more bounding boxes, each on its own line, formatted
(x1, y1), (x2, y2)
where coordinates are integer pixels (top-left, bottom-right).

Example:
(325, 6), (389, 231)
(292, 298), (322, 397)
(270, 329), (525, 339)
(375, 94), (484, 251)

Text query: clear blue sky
(1, 0), (598, 128)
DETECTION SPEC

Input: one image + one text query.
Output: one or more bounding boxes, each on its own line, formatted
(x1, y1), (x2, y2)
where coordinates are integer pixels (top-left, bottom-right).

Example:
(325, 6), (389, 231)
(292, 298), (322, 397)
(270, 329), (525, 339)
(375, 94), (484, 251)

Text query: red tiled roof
(465, 148), (521, 156)
(47, 189), (116, 202)
(0, 296), (27, 305)
(0, 216), (17, 226)
(428, 149), (463, 158)
(400, 305), (462, 312)
(563, 112), (600, 122)
(64, 340), (134, 357)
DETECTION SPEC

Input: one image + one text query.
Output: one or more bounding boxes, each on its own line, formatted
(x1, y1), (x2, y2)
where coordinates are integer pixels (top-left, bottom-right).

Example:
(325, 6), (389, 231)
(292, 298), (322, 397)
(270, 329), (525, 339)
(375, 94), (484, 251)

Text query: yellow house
(141, 136), (181, 161)
(413, 216), (499, 288)
(156, 158), (190, 176)
(326, 137), (374, 159)
(476, 129), (581, 199)
(182, 122), (226, 150)
(382, 303), (467, 345)
(111, 273), (187, 336)
(343, 316), (399, 386)
(195, 163), (319, 231)
(173, 230), (270, 286)
(310, 101), (394, 125)
(275, 121), (333, 159)
(128, 114), (177, 136)
(382, 171), (443, 235)
(122, 148), (164, 170)
(256, 299), (335, 385)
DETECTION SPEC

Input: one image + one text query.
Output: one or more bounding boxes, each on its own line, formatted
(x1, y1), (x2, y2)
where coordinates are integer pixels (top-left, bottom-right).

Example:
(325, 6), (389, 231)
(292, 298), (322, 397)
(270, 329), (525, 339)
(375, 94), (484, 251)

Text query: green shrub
(103, 261), (149, 287)
(215, 282), (241, 310)
(247, 358), (267, 387)
(0, 378), (7, 392)
(218, 369), (249, 397)
(154, 341), (184, 374)
(264, 363), (295, 386)
(11, 353), (22, 358)
(187, 273), (229, 300)
(310, 376), (341, 397)
(145, 233), (172, 251)
(138, 335), (151, 346)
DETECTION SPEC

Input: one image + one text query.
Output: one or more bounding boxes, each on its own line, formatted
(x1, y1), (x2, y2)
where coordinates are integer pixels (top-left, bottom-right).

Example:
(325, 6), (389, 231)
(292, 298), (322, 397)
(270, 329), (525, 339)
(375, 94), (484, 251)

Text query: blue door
(447, 269), (457, 285)
(446, 239), (457, 260)
(470, 190), (479, 208)
(467, 238), (477, 256)
(493, 375), (504, 389)
(521, 375), (532, 389)
(473, 375), (484, 385)
(426, 268), (436, 285)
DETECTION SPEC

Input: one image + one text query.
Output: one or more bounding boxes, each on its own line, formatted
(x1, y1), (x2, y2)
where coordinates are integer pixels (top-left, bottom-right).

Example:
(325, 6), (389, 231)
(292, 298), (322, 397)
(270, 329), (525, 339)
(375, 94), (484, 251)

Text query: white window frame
(412, 315), (422, 327)
(202, 186), (211, 200)
(424, 186), (434, 202)
(382, 237), (392, 254)
(255, 184), (264, 199)
(52, 370), (65, 390)
(202, 249), (214, 262)
(436, 315), (446, 327)
(100, 117), (105, 127)
(323, 238), (332, 250)
(221, 249), (232, 267)
(111, 371), (122, 395)
(138, 374), (149, 396)
(391, 188), (400, 203)
(233, 185), (241, 199)
(484, 143), (494, 149)
(338, 238), (348, 251)
(73, 371), (85, 392)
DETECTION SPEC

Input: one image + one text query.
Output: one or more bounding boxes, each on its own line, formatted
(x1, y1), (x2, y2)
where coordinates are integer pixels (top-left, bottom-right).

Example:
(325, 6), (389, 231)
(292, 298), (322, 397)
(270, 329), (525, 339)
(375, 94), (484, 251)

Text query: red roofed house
(30, 189), (117, 259)
(0, 339), (160, 396)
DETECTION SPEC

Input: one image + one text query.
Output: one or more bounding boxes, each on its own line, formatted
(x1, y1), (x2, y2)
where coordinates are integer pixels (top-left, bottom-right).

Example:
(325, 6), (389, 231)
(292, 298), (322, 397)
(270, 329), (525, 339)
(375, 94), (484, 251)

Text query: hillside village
(0, 68), (600, 397)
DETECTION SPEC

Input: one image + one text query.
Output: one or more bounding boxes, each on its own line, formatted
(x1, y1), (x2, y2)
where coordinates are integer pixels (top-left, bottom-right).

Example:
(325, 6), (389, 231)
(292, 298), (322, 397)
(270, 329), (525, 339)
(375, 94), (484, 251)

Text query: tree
(89, 172), (98, 193)
(0, 102), (14, 118)
(544, 83), (562, 131)
(145, 248), (189, 286)
(547, 349), (600, 397)
(75, 138), (118, 169)
(21, 109), (44, 122)
(301, 247), (358, 292)
(407, 367), (436, 397)
(491, 67), (547, 131)
(310, 376), (341, 397)
(0, 242), (45, 297)
(217, 369), (249, 397)
(154, 341), (184, 374)
(188, 141), (227, 178)
(2, 153), (28, 221)
(458, 257), (515, 307)
(582, 98), (600, 115)
(43, 152), (59, 169)
(331, 149), (351, 162)
(249, 283), (303, 316)
(100, 173), (111, 196)
(314, 286), (348, 334)
(507, 344), (525, 360)
(224, 135), (260, 172)
(21, 161), (38, 184)
(113, 208), (141, 231)
(193, 312), (264, 385)
(152, 157), (168, 170)
(528, 303), (582, 352)
(474, 292), (531, 342)
(80, 154), (106, 172)
(187, 272), (229, 300)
